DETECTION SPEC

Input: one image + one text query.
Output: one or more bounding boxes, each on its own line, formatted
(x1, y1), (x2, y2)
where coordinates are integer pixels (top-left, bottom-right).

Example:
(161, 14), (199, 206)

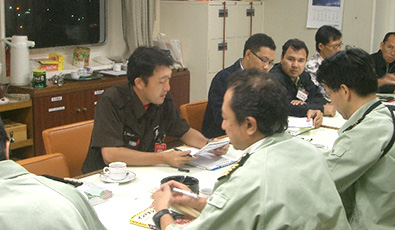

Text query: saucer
(99, 171), (136, 183)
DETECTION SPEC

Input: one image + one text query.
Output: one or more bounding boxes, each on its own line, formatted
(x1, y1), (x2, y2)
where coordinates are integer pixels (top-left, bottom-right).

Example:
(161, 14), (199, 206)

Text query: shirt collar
(339, 98), (381, 133)
(242, 138), (266, 155)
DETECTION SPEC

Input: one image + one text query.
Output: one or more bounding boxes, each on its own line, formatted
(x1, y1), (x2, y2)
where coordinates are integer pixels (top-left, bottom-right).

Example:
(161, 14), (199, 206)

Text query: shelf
(0, 100), (32, 112)
(10, 138), (34, 150)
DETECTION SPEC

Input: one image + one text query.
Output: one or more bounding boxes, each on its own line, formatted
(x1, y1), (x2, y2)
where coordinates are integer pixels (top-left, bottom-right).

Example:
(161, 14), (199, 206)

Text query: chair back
(42, 120), (94, 177)
(180, 100), (208, 132)
(16, 153), (70, 178)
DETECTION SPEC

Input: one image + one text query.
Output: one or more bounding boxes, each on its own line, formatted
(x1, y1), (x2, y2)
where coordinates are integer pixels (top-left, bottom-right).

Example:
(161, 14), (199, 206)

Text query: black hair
(281, 38), (309, 58)
(383, 32), (395, 43)
(317, 47), (377, 96)
(315, 25), (342, 52)
(127, 46), (174, 85)
(243, 33), (276, 56)
(0, 118), (9, 161)
(227, 68), (288, 136)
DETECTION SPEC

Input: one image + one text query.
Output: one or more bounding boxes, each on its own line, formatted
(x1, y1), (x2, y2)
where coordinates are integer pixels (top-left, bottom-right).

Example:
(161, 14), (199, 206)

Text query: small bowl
(161, 175), (199, 194)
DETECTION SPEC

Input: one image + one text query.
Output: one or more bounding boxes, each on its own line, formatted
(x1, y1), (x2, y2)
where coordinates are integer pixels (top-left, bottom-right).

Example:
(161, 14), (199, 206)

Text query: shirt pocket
(330, 146), (347, 157)
(207, 193), (229, 209)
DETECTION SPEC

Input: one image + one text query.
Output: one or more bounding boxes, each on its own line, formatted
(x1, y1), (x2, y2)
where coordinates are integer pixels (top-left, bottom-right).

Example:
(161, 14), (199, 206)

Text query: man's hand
(290, 100), (307, 105)
(152, 183), (174, 212)
(323, 104), (336, 117)
(378, 73), (395, 87)
(209, 139), (229, 156)
(306, 109), (323, 128)
(163, 150), (196, 168)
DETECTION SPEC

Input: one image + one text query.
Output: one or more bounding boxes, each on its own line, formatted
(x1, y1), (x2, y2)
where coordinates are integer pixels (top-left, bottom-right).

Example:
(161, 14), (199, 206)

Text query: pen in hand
(171, 187), (198, 199)
(173, 148), (193, 158)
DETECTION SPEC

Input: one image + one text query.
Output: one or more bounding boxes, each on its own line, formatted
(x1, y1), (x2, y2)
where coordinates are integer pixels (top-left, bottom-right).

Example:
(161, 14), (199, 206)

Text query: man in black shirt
(82, 47), (226, 173)
(371, 32), (395, 93)
(270, 39), (328, 126)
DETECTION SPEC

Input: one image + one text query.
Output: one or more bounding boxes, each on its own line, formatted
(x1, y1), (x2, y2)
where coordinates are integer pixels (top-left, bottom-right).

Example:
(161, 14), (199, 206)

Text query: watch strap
(153, 209), (171, 230)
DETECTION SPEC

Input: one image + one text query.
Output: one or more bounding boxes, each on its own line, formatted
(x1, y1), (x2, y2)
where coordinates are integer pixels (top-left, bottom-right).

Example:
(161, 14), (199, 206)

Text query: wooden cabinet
(0, 100), (34, 159)
(9, 69), (190, 156)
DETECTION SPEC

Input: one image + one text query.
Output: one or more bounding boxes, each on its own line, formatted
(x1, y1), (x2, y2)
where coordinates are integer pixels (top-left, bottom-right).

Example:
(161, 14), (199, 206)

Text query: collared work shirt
(167, 133), (350, 230)
(0, 160), (105, 230)
(324, 98), (395, 229)
(82, 82), (190, 173)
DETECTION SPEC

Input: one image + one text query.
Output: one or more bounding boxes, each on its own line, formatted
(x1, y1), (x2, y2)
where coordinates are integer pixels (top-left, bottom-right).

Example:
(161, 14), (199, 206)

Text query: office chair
(179, 100), (208, 132)
(42, 120), (94, 177)
(16, 153), (70, 178)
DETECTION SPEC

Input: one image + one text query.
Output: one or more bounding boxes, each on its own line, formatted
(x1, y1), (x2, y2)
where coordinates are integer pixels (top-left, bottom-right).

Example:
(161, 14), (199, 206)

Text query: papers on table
(287, 117), (314, 136)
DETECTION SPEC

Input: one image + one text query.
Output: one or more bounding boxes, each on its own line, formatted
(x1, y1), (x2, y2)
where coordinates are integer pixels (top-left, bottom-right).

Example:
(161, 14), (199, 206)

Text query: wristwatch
(153, 209), (171, 230)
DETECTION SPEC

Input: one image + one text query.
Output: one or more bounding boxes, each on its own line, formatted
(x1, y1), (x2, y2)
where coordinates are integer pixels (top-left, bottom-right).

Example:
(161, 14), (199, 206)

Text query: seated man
(371, 32), (395, 93)
(270, 39), (331, 120)
(152, 69), (350, 230)
(317, 47), (395, 229)
(202, 33), (276, 138)
(306, 25), (342, 102)
(82, 47), (226, 173)
(0, 118), (106, 230)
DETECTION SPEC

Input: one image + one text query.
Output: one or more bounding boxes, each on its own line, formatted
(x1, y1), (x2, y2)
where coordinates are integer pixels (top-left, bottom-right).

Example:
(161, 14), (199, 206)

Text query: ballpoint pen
(171, 187), (198, 199)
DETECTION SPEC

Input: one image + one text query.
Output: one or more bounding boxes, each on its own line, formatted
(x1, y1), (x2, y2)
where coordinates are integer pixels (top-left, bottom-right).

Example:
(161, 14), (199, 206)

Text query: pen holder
(161, 175), (199, 194)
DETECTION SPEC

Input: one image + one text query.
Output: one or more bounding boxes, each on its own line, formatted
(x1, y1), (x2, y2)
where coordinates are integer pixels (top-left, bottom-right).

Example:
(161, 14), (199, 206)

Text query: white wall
(0, 0), (127, 82)
(263, 0), (394, 61)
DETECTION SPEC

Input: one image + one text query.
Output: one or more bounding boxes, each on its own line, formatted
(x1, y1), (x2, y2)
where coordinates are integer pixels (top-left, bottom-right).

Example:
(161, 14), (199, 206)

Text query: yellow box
(49, 53), (65, 70)
(4, 120), (27, 142)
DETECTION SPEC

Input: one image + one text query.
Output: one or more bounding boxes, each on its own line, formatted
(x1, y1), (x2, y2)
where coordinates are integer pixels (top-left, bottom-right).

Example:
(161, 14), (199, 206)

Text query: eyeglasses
(325, 42), (343, 49)
(250, 50), (274, 66)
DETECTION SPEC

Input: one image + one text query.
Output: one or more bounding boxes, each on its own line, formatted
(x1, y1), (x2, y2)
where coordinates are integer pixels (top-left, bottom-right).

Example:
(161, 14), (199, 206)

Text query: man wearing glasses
(202, 33), (276, 138)
(270, 39), (329, 121)
(306, 25), (342, 103)
(371, 32), (395, 93)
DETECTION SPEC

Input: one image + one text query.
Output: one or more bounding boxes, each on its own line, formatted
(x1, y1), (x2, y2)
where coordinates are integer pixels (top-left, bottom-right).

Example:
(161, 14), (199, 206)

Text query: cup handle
(103, 167), (110, 174)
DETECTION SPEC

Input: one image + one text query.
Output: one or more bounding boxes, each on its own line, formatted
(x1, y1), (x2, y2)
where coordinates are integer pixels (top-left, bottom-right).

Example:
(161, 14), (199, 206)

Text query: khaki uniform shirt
(324, 98), (395, 229)
(167, 133), (350, 230)
(0, 160), (105, 230)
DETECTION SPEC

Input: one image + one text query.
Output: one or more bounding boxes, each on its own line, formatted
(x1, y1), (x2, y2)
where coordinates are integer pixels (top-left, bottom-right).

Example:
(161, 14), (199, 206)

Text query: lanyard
(343, 101), (395, 159)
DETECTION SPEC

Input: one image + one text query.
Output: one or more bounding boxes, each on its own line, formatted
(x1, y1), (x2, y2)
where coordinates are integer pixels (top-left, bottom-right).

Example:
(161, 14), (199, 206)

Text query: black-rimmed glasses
(250, 50), (274, 66)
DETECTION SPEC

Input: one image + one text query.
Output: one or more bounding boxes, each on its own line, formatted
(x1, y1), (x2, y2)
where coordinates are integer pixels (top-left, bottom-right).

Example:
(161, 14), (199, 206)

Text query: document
(189, 137), (230, 157)
(287, 117), (314, 136)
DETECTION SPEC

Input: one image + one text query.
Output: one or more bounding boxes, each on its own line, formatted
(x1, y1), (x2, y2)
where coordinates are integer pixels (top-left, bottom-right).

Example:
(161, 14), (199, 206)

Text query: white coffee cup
(71, 71), (80, 79)
(113, 63), (122, 72)
(103, 162), (128, 180)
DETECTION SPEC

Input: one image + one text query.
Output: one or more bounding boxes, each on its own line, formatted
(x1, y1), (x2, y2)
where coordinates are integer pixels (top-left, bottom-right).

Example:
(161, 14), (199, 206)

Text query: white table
(81, 162), (231, 230)
(80, 127), (339, 230)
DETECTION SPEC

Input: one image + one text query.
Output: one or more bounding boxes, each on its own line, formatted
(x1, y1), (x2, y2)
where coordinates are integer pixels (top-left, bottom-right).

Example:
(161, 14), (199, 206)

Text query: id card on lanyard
(154, 125), (166, 152)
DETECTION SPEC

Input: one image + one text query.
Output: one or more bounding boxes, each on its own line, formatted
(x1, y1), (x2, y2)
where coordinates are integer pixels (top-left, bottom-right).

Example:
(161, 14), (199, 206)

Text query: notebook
(189, 137), (230, 157)
(187, 152), (236, 171)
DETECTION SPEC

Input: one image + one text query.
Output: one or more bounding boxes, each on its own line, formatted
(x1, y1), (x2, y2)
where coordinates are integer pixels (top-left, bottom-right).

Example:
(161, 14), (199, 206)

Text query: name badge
(296, 89), (308, 101)
(155, 143), (167, 152)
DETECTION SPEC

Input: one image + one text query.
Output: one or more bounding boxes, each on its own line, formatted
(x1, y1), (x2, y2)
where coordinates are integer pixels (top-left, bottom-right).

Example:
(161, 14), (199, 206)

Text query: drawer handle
(76, 109), (81, 113)
(83, 108), (88, 112)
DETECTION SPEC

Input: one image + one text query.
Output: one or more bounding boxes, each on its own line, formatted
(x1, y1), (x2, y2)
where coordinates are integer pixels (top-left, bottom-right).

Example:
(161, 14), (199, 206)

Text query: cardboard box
(73, 46), (90, 67)
(38, 59), (59, 71)
(4, 120), (27, 142)
(49, 53), (65, 70)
